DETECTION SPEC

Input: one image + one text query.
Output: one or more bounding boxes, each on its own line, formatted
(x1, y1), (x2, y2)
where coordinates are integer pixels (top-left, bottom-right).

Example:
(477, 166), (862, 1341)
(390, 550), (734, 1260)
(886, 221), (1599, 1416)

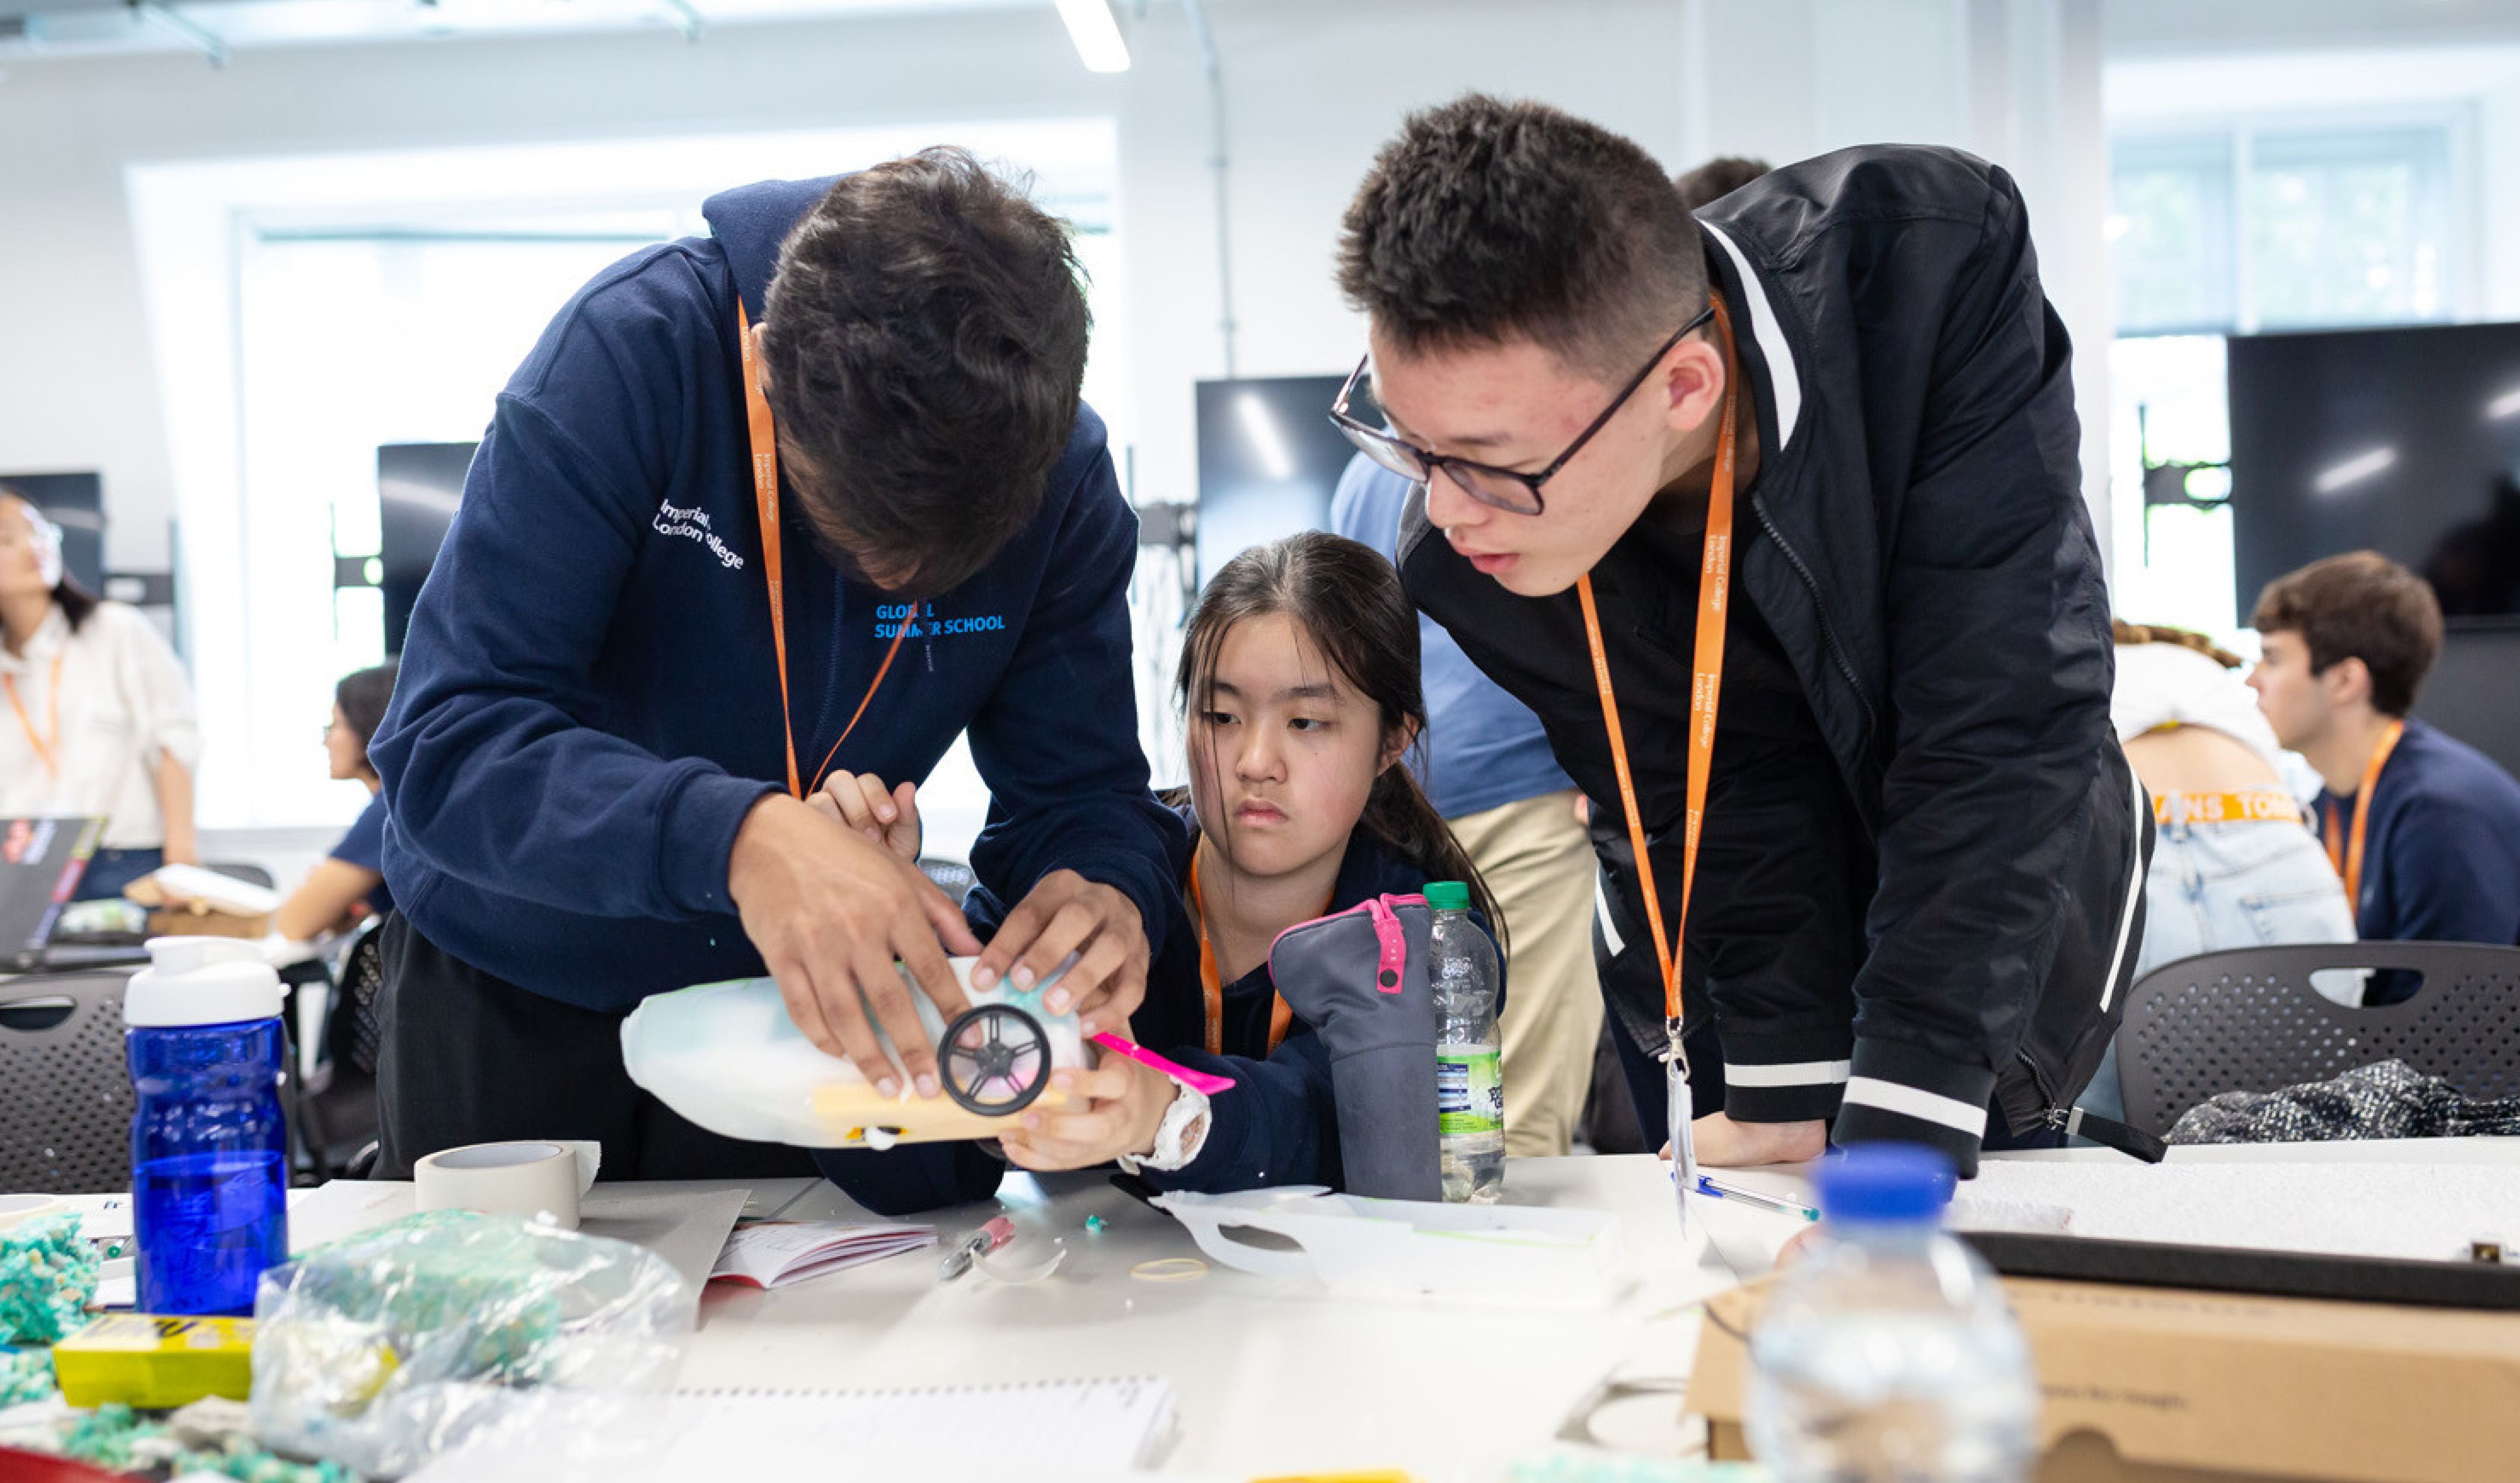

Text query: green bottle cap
(1423, 880), (1471, 911)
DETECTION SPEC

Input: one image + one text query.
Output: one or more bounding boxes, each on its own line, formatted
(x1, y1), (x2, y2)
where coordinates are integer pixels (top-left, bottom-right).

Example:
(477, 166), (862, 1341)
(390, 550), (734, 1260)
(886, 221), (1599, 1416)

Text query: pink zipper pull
(1365, 896), (1407, 994)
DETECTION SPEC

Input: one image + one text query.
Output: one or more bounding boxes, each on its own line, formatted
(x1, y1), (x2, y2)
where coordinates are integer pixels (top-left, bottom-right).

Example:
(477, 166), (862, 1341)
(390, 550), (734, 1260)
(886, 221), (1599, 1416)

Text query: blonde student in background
(0, 490), (202, 901)
(2077, 620), (2355, 1124)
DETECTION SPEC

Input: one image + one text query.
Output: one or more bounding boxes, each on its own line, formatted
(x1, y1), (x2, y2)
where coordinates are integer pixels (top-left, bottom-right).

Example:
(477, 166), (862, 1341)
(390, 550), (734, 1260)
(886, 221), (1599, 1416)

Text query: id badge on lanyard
(1577, 292), (1739, 1241)
(1666, 1048), (1698, 1200)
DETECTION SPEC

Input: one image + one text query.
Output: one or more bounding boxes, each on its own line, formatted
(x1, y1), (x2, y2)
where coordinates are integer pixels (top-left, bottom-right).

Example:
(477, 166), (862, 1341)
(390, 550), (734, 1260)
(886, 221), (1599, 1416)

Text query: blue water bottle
(125, 937), (290, 1315)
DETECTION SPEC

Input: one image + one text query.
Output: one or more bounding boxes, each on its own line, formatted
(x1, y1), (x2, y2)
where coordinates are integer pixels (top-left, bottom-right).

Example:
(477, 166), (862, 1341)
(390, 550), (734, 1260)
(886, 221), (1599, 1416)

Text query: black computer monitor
(1193, 376), (1354, 587)
(377, 443), (475, 656)
(2229, 321), (2520, 629)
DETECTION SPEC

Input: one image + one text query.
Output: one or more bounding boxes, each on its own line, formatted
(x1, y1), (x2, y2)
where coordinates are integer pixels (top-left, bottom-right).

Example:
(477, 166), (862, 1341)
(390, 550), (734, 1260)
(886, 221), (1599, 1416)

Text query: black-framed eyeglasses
(1326, 302), (1716, 517)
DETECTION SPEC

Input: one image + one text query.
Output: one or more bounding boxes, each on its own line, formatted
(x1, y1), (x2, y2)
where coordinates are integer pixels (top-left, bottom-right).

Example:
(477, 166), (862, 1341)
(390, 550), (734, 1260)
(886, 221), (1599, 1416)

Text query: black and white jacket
(1400, 145), (2152, 1175)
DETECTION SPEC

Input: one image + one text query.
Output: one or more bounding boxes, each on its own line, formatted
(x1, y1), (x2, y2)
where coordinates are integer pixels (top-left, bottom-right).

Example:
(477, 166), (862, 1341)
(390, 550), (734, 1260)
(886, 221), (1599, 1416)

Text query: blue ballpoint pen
(1695, 1174), (1820, 1221)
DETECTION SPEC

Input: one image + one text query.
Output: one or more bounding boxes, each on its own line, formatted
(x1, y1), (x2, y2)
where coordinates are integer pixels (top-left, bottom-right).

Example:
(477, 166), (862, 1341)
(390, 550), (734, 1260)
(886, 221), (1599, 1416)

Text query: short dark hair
(2251, 551), (2444, 716)
(1674, 156), (1770, 211)
(762, 147), (1090, 596)
(1338, 94), (1708, 381)
(335, 661), (400, 760)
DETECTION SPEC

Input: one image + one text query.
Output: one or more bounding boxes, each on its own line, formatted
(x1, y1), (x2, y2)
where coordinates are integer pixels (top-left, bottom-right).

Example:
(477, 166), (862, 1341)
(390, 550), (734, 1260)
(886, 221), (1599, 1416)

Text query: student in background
(1332, 454), (1599, 1158)
(1672, 155), (1770, 209)
(2249, 552), (2520, 974)
(275, 662), (399, 942)
(2079, 621), (2353, 1119)
(814, 533), (1501, 1212)
(0, 492), (201, 900)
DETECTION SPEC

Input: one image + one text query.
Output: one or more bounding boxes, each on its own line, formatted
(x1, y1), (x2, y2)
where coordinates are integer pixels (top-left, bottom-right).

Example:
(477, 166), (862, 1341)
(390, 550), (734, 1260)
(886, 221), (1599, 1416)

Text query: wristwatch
(1118, 1085), (1213, 1175)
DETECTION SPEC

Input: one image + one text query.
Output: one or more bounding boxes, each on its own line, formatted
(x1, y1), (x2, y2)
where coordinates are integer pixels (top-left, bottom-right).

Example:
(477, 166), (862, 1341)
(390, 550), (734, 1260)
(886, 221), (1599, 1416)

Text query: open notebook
(412, 1377), (1179, 1479)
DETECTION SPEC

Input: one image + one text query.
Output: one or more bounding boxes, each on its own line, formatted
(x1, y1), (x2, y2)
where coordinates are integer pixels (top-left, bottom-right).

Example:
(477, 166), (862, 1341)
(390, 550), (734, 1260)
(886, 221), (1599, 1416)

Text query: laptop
(0, 816), (147, 973)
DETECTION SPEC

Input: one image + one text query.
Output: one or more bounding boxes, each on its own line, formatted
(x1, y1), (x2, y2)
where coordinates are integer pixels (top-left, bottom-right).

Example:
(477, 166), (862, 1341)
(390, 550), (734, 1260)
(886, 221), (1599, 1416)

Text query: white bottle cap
(123, 937), (285, 1028)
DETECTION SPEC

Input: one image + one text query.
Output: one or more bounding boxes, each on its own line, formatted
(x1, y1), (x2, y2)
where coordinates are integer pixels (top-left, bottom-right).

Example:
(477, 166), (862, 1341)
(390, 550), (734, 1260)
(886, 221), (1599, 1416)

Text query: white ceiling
(0, 0), (1050, 61)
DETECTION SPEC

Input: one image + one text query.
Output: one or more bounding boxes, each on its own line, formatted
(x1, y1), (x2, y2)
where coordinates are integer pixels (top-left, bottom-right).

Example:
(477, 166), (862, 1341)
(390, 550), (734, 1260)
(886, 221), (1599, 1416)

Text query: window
(2111, 137), (2237, 335)
(131, 123), (1123, 850)
(2107, 119), (2463, 643)
(2111, 123), (2458, 335)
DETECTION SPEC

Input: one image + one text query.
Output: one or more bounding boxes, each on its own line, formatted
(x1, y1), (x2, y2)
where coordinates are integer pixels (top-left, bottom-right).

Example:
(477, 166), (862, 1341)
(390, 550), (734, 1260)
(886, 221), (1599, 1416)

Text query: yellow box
(52, 1314), (254, 1409)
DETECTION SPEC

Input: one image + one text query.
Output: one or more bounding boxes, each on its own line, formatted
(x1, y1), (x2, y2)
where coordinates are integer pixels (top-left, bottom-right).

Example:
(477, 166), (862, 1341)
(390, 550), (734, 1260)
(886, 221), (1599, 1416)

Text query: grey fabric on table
(2169, 1059), (2520, 1144)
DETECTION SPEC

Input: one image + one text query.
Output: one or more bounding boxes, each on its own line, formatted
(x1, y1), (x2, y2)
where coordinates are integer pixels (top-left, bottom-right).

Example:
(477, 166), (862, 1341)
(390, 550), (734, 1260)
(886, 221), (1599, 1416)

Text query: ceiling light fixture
(1053, 0), (1127, 73)
(2312, 447), (2396, 497)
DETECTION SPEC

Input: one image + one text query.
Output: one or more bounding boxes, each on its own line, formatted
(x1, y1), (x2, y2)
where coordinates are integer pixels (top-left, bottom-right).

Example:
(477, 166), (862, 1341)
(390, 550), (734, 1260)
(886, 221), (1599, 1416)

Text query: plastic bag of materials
(249, 1210), (690, 1479)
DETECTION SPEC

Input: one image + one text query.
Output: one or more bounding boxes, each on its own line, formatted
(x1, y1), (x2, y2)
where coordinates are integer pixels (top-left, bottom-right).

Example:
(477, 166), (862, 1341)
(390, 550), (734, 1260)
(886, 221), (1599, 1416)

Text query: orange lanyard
(1187, 848), (1308, 1058)
(4, 651), (64, 780)
(1576, 291), (1740, 1049)
(2322, 718), (2404, 910)
(737, 302), (914, 800)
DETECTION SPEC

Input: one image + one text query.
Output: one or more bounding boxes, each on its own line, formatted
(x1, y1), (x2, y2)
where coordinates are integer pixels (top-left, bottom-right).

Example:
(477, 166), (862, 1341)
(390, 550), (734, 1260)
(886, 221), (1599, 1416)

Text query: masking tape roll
(0, 1192), (66, 1231)
(413, 1141), (597, 1229)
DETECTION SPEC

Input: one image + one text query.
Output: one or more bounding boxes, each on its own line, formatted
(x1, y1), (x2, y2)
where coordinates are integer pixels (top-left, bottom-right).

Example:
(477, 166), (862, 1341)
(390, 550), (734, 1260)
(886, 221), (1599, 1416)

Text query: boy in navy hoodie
(368, 150), (1177, 1196)
(2250, 552), (2520, 987)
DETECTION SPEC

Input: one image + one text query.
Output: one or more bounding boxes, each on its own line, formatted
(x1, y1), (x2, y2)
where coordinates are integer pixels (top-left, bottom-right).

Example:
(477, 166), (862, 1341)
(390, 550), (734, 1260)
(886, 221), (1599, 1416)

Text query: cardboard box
(1687, 1275), (2520, 1482)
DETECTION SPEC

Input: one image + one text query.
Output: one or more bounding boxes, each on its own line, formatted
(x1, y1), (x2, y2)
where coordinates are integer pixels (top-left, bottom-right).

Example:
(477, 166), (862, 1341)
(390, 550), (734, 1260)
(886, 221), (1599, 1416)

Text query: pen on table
(1694, 1174), (1820, 1221)
(937, 1215), (1015, 1282)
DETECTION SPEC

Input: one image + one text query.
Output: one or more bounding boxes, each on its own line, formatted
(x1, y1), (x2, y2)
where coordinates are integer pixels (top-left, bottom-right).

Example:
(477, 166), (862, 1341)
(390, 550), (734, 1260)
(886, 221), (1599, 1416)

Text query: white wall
(0, 0), (2124, 858)
(0, 0), (2124, 580)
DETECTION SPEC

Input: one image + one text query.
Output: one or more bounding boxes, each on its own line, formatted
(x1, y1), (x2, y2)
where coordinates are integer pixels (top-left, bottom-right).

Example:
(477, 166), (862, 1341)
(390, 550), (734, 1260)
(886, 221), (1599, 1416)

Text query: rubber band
(1128, 1257), (1209, 1283)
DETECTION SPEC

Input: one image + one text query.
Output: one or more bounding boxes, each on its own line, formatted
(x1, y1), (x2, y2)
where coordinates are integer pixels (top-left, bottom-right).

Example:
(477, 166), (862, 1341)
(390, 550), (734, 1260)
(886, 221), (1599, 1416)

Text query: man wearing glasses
(1335, 95), (2151, 1175)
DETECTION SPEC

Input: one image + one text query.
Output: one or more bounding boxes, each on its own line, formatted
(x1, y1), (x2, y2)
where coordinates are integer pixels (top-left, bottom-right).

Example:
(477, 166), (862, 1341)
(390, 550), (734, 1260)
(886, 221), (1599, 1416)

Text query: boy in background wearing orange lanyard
(2248, 552), (2520, 987)
(1335, 96), (2153, 1176)
(369, 152), (1175, 1195)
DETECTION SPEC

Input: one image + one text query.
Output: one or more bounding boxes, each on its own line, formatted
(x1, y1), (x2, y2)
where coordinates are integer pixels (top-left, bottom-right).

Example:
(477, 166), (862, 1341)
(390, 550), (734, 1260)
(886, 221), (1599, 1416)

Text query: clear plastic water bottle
(1426, 880), (1503, 1203)
(126, 937), (291, 1315)
(1746, 1144), (2038, 1482)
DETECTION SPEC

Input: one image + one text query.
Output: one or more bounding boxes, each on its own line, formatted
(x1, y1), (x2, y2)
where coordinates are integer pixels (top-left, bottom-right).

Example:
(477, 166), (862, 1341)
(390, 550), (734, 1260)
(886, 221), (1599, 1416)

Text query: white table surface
(678, 1155), (1727, 1481)
(100, 1137), (2504, 1481)
(665, 1139), (2520, 1479)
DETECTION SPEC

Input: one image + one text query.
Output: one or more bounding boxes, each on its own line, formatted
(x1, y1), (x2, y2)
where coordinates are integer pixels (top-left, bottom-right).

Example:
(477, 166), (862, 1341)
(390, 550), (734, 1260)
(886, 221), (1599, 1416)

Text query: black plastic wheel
(939, 1003), (1052, 1116)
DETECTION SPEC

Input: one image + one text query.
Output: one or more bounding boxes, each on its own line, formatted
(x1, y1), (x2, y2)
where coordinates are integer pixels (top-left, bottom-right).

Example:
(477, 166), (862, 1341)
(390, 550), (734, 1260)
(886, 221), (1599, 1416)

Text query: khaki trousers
(1447, 789), (1605, 1158)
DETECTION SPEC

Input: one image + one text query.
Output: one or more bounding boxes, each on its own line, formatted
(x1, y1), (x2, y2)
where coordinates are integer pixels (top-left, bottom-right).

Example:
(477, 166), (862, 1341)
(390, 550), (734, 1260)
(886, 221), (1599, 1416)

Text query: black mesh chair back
(298, 914), (389, 1178)
(333, 915), (388, 1078)
(2115, 942), (2520, 1139)
(0, 970), (137, 1192)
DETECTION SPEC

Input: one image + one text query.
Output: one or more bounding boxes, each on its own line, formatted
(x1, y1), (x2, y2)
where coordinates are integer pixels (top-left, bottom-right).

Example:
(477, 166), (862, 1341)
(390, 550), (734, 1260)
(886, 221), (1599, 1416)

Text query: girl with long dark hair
(275, 662), (402, 941)
(812, 531), (1501, 1207)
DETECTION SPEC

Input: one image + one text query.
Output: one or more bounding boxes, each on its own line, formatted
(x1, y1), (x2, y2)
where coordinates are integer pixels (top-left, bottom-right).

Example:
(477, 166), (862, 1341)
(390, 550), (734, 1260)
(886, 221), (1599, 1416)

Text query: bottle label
(1437, 1045), (1503, 1136)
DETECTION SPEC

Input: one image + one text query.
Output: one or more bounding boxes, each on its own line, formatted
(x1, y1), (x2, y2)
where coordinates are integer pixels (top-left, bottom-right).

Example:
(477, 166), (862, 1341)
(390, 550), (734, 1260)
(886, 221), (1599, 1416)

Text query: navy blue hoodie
(815, 805), (1499, 1216)
(371, 176), (1177, 1010)
(2315, 718), (2520, 959)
